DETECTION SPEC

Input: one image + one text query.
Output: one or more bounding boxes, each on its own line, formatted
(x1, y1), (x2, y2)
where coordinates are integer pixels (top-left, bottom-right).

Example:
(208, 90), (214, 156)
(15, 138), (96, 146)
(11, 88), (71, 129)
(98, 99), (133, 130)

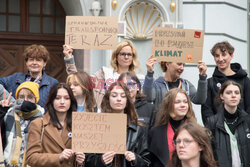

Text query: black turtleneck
(169, 117), (186, 132)
(224, 108), (239, 134)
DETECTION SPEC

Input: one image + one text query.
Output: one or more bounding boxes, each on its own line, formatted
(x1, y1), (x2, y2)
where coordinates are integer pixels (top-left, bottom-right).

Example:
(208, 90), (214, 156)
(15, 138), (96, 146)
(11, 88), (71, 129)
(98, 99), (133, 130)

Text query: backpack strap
(40, 118), (44, 144)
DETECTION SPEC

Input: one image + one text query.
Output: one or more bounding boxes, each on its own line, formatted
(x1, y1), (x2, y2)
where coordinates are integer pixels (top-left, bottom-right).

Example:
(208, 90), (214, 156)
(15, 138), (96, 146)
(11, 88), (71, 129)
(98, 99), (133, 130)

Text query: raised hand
(146, 56), (157, 73)
(197, 60), (207, 76)
(63, 45), (73, 58)
(0, 90), (14, 107)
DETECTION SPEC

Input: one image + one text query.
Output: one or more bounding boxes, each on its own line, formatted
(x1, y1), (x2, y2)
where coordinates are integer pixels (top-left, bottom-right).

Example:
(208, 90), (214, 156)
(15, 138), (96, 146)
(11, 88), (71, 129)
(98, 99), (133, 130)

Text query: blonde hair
(110, 40), (141, 72)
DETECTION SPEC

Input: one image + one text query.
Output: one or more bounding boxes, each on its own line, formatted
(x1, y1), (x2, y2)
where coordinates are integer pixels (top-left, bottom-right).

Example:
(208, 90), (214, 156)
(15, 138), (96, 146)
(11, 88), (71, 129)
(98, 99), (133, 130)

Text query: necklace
(224, 117), (238, 125)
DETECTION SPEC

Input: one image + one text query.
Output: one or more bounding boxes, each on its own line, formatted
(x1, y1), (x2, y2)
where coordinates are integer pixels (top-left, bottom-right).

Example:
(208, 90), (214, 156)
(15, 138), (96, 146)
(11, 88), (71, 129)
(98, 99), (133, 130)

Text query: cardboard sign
(65, 16), (118, 50)
(152, 27), (204, 63)
(72, 112), (127, 154)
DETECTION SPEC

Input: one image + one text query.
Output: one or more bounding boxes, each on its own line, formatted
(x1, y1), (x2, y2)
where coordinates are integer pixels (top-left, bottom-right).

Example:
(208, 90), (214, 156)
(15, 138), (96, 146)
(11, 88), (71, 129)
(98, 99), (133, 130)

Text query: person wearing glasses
(118, 72), (155, 128)
(205, 80), (250, 167)
(63, 40), (143, 109)
(166, 122), (217, 167)
(148, 88), (196, 167)
(143, 56), (207, 111)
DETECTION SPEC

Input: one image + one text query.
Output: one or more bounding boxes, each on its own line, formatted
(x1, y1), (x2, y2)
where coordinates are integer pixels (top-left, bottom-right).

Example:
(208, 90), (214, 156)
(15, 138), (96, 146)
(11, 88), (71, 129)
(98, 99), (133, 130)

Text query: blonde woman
(63, 40), (143, 109)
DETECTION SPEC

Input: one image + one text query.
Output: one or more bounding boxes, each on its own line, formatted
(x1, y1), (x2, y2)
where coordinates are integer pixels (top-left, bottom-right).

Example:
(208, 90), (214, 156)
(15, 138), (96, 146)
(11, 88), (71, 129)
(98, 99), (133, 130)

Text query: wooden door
(0, 0), (67, 82)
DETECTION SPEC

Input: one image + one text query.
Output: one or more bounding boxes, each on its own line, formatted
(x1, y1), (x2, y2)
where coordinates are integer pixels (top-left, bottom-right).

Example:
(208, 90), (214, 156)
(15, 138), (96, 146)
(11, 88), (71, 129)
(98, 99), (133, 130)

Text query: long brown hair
(110, 40), (140, 72)
(101, 82), (138, 124)
(167, 122), (217, 167)
(155, 88), (196, 126)
(66, 71), (97, 112)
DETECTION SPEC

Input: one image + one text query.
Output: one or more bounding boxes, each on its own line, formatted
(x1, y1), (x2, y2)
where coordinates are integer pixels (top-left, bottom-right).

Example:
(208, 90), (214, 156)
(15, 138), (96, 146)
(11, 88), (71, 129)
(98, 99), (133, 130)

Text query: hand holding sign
(102, 151), (116, 165)
(197, 61), (207, 76)
(63, 45), (73, 59)
(146, 56), (157, 73)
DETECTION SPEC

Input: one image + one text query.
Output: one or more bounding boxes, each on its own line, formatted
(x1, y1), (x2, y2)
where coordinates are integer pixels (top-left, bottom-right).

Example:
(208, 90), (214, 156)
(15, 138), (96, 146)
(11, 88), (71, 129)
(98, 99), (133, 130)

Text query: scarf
(4, 101), (43, 167)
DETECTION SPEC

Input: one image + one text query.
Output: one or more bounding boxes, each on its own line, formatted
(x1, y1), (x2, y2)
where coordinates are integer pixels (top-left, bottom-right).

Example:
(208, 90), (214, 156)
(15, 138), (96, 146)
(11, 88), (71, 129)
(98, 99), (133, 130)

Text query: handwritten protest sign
(65, 16), (118, 50)
(72, 112), (127, 154)
(152, 27), (204, 63)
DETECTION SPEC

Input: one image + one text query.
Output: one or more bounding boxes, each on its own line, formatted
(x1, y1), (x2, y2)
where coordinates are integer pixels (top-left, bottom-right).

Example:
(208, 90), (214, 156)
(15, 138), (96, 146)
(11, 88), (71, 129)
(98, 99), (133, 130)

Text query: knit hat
(15, 81), (40, 103)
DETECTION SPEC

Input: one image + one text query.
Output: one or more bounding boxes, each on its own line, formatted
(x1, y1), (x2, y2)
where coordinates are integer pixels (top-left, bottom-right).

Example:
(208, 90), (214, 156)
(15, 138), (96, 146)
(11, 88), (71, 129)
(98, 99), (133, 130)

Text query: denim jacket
(0, 71), (58, 108)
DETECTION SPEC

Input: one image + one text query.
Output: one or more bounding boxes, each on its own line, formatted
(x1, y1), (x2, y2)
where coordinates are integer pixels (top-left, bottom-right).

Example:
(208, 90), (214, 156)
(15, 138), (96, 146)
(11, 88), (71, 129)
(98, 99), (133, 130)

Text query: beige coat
(26, 113), (75, 167)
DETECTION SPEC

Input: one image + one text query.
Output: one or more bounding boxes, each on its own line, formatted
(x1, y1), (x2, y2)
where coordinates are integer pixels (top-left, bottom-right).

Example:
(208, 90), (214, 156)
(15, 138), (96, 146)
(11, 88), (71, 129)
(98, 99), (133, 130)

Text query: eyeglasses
(126, 82), (137, 89)
(174, 139), (194, 146)
(119, 52), (133, 57)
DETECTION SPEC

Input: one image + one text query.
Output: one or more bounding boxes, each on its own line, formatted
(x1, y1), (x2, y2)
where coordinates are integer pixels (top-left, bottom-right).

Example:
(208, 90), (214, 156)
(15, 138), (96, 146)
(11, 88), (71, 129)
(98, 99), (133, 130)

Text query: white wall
(182, 0), (248, 124)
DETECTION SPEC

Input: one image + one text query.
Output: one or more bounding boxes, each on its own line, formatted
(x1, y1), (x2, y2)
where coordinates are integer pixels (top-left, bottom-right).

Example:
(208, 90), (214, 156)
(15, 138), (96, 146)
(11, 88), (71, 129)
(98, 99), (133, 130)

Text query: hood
(212, 63), (247, 82)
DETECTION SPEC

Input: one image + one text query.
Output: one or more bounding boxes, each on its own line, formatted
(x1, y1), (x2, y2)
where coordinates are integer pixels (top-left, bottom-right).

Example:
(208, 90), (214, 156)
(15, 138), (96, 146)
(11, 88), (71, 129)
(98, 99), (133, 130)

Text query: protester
(63, 40), (143, 109)
(3, 81), (44, 167)
(66, 71), (99, 112)
(85, 82), (150, 167)
(0, 84), (15, 121)
(166, 122), (217, 167)
(26, 83), (85, 167)
(0, 44), (58, 108)
(148, 88), (196, 167)
(205, 80), (250, 167)
(118, 72), (155, 128)
(143, 56), (207, 111)
(202, 41), (250, 125)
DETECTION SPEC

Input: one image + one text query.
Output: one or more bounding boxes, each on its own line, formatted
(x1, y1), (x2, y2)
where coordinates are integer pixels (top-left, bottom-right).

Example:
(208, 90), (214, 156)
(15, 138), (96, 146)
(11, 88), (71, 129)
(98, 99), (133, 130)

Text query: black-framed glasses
(173, 139), (194, 146)
(119, 52), (133, 57)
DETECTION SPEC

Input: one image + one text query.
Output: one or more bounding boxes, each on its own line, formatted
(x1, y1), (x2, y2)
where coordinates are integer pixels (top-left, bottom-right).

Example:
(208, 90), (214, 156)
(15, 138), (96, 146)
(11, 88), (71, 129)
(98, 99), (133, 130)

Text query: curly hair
(101, 82), (138, 124)
(155, 88), (196, 126)
(167, 122), (217, 167)
(66, 71), (97, 112)
(110, 40), (140, 72)
(210, 41), (234, 56)
(23, 44), (50, 62)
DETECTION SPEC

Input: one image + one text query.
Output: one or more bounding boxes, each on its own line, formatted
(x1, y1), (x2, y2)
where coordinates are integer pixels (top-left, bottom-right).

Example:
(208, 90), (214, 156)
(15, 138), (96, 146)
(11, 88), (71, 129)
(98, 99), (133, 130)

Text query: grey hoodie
(143, 71), (207, 111)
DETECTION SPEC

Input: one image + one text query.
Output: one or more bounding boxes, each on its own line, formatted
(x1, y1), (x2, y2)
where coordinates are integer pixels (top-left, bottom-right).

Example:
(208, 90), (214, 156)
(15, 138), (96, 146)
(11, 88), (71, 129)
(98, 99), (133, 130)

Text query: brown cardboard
(72, 112), (127, 154)
(152, 27), (204, 63)
(65, 16), (118, 50)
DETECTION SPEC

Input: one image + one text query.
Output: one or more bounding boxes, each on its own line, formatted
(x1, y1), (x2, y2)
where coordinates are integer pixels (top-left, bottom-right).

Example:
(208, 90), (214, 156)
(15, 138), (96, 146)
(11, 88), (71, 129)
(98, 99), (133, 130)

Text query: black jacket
(148, 124), (169, 167)
(85, 123), (150, 167)
(206, 108), (250, 167)
(135, 97), (155, 128)
(201, 63), (250, 125)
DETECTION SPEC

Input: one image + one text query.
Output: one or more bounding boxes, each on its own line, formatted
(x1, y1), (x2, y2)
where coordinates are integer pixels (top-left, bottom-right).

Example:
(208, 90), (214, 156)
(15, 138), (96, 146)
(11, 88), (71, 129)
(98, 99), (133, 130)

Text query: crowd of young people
(0, 40), (249, 167)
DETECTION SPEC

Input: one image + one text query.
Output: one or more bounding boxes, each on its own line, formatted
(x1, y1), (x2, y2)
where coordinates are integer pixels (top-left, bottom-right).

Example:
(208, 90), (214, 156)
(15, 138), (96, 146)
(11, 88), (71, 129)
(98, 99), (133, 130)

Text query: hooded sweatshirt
(201, 63), (250, 125)
(143, 71), (207, 111)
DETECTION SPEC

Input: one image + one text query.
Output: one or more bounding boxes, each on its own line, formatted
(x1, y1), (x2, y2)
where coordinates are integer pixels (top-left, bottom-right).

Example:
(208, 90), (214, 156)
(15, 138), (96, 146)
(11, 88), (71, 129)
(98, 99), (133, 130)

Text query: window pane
(56, 17), (64, 34)
(0, 0), (6, 12)
(56, 5), (62, 16)
(8, 15), (20, 32)
(29, 0), (40, 14)
(43, 0), (54, 15)
(0, 15), (6, 31)
(29, 16), (40, 33)
(8, 0), (20, 13)
(43, 17), (53, 33)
